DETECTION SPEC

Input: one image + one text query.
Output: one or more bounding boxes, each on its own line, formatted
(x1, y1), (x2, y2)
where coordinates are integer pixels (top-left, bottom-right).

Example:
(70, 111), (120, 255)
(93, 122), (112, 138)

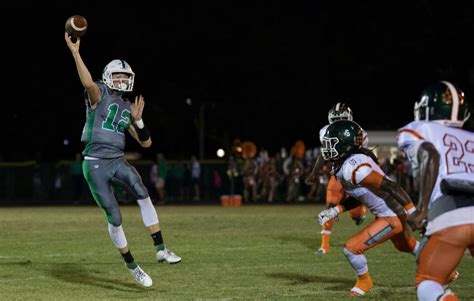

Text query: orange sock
(350, 272), (374, 296)
(320, 219), (333, 251)
(357, 272), (371, 281)
(321, 234), (331, 249)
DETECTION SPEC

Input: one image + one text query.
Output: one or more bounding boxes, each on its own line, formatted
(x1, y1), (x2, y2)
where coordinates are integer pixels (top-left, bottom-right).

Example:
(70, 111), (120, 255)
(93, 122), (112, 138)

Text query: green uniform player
(65, 31), (181, 288)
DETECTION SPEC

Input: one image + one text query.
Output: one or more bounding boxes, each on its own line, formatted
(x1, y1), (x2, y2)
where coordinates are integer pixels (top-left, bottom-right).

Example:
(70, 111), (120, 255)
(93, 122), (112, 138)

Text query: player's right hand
(317, 207), (339, 225)
(64, 32), (80, 53)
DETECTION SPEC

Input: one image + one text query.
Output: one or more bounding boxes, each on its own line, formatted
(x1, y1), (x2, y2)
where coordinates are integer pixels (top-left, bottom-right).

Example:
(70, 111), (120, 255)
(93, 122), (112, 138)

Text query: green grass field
(0, 205), (472, 300)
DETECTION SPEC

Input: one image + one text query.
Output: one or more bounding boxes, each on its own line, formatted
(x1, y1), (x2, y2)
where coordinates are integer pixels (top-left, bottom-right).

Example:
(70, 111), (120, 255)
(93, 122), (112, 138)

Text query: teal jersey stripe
(82, 110), (96, 156)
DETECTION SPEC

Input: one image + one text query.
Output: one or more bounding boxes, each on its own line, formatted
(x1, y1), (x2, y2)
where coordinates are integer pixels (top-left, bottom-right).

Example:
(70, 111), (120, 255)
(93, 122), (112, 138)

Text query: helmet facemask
(321, 120), (364, 162)
(414, 95), (429, 121)
(328, 103), (353, 124)
(414, 81), (470, 127)
(321, 136), (340, 161)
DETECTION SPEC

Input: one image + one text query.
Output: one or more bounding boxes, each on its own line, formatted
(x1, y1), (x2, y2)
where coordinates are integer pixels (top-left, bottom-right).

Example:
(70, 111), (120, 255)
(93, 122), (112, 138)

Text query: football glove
(318, 207), (339, 225)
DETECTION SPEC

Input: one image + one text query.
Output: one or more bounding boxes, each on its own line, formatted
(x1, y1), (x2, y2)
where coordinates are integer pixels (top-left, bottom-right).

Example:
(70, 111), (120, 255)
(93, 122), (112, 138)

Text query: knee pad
(343, 247), (368, 275)
(137, 197), (159, 226)
(417, 280), (444, 301)
(107, 224), (128, 249)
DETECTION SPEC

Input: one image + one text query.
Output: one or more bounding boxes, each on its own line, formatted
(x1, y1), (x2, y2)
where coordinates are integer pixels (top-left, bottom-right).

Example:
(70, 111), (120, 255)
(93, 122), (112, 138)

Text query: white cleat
(127, 265), (153, 287)
(156, 248), (182, 264)
(438, 289), (458, 301)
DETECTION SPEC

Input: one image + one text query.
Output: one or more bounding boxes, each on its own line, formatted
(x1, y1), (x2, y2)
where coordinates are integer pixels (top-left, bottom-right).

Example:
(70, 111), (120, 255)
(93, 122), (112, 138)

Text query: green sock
(126, 261), (138, 269)
(155, 244), (165, 252)
(121, 251), (138, 269)
(151, 231), (165, 251)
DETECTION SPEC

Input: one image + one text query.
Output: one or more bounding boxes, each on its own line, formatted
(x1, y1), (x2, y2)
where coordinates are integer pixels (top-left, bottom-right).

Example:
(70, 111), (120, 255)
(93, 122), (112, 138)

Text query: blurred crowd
(223, 143), (418, 205)
(0, 143), (418, 205)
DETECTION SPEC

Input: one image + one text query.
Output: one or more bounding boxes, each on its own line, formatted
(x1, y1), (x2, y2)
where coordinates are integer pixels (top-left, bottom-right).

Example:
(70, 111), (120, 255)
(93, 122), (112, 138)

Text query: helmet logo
(343, 129), (350, 137)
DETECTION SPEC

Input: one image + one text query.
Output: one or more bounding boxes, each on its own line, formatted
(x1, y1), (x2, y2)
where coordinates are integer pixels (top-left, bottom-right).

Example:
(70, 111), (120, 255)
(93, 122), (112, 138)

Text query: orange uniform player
(306, 102), (366, 254)
(317, 120), (420, 296)
(398, 80), (472, 301)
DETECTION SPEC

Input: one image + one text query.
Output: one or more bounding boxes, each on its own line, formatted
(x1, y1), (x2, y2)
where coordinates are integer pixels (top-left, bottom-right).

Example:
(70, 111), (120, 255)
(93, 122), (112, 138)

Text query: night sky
(4, 1), (474, 161)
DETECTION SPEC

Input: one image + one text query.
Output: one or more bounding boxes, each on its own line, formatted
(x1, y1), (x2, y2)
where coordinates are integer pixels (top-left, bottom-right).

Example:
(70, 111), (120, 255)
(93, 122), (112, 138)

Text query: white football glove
(318, 207), (339, 225)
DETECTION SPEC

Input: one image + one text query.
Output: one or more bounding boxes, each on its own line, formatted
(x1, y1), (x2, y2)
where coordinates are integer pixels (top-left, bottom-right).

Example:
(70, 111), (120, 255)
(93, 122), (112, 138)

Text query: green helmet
(414, 80), (470, 127)
(321, 120), (364, 161)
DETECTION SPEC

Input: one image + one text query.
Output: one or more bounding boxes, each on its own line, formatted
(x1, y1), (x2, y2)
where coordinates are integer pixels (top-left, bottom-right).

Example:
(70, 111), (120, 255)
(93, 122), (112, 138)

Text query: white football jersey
(335, 153), (397, 217)
(319, 124), (369, 147)
(398, 121), (474, 204)
(398, 120), (474, 234)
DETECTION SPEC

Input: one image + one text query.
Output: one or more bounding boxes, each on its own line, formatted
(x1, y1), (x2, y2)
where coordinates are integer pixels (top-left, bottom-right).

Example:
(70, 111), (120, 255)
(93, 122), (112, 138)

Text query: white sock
(343, 248), (368, 275)
(107, 224), (128, 249)
(417, 280), (444, 301)
(137, 197), (159, 226)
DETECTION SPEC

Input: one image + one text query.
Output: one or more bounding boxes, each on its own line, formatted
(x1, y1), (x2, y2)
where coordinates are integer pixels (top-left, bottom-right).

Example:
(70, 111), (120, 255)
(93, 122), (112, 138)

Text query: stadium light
(216, 148), (225, 158)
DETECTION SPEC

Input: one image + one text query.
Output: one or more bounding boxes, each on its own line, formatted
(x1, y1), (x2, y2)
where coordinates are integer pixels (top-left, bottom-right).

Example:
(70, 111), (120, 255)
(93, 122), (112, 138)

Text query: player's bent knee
(416, 272), (445, 286)
(110, 216), (122, 227)
(107, 210), (122, 227)
(344, 242), (363, 255)
(394, 242), (414, 253)
(132, 182), (149, 200)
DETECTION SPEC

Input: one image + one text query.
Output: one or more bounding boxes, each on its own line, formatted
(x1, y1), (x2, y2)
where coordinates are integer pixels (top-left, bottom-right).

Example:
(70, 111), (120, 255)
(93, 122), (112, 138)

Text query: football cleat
(156, 248), (182, 264)
(316, 247), (330, 254)
(127, 265), (152, 287)
(438, 289), (459, 301)
(353, 215), (366, 226)
(447, 270), (459, 284)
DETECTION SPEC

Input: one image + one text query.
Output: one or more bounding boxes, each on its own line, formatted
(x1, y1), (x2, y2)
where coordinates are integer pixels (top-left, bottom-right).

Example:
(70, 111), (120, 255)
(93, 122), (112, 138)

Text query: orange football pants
(416, 223), (474, 286)
(345, 215), (417, 255)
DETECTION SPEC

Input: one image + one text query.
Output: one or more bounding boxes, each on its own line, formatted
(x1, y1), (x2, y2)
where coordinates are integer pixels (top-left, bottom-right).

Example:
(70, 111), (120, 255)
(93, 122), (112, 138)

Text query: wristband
(135, 119), (145, 129)
(404, 202), (416, 215)
(134, 121), (150, 141)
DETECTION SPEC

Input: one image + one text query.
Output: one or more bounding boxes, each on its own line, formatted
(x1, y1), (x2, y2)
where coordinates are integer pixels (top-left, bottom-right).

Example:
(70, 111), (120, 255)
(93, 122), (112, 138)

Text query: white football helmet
(102, 59), (135, 92)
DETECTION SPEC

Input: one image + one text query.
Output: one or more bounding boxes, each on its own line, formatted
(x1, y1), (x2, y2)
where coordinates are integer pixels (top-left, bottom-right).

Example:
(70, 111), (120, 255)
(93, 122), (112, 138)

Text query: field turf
(0, 205), (472, 300)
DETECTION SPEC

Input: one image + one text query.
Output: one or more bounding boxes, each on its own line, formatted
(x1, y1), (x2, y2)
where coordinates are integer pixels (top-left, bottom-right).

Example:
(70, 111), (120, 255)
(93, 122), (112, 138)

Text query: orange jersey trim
(360, 171), (384, 188)
(352, 163), (371, 185)
(398, 129), (425, 141)
(404, 202), (416, 215)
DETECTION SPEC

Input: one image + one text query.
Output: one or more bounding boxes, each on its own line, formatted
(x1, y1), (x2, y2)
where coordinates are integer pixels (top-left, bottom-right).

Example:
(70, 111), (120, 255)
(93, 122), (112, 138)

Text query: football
(65, 15), (88, 38)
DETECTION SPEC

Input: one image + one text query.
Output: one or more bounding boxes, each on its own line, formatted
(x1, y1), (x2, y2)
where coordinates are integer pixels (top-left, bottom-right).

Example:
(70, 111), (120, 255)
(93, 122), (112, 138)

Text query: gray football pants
(82, 157), (149, 226)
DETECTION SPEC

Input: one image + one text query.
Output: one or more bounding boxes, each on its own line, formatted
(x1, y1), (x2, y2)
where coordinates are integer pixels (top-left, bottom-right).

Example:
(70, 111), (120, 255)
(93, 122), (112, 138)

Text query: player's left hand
(131, 95), (145, 122)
